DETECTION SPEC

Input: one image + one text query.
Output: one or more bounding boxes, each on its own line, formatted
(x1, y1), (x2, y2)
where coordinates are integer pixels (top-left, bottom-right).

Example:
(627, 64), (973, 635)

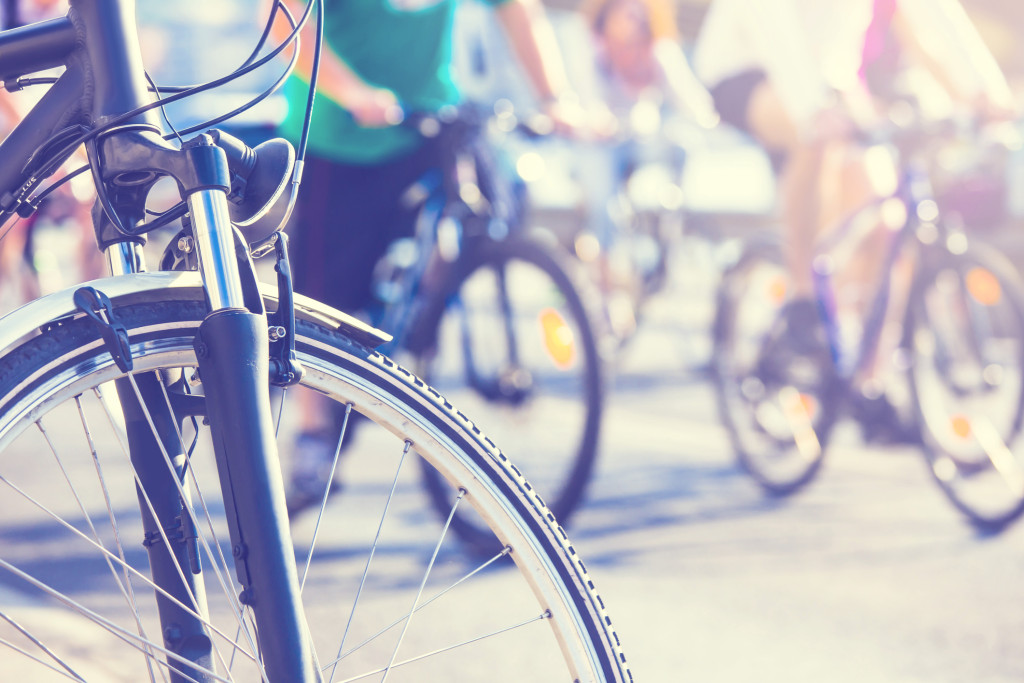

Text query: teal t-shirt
(280, 0), (505, 165)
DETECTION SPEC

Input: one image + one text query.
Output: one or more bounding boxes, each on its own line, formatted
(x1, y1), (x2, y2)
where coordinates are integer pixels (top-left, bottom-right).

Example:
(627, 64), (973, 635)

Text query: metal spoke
(302, 402), (354, 589)
(97, 383), (238, 628)
(326, 439), (411, 683)
(274, 386), (288, 439)
(123, 375), (266, 675)
(0, 637), (84, 681)
(0, 557), (236, 683)
(336, 611), (551, 683)
(154, 379), (251, 586)
(380, 488), (466, 683)
(329, 546), (512, 666)
(73, 397), (162, 683)
(35, 418), (142, 622)
(97, 382), (260, 676)
(0, 610), (85, 681)
(0, 470), (254, 668)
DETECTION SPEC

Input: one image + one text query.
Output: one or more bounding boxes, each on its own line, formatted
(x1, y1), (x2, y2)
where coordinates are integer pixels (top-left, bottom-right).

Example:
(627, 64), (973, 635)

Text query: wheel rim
(414, 250), (601, 539)
(910, 262), (1024, 524)
(715, 258), (832, 491)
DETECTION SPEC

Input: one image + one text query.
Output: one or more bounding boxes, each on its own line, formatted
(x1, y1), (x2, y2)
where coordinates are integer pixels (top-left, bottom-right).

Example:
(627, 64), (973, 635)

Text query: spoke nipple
(233, 543), (247, 559)
(239, 588), (256, 606)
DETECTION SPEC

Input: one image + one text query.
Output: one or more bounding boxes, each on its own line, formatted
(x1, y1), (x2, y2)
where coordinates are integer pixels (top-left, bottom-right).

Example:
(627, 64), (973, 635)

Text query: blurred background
(4, 0), (1024, 680)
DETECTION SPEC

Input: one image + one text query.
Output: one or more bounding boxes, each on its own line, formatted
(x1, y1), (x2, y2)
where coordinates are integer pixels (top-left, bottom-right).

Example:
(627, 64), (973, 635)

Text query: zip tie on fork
(73, 286), (134, 373)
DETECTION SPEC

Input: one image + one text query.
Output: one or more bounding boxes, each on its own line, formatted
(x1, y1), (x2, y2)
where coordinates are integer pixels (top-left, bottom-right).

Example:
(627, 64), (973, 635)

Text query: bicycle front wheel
(711, 238), (839, 494)
(410, 237), (604, 551)
(905, 240), (1024, 530)
(0, 274), (629, 682)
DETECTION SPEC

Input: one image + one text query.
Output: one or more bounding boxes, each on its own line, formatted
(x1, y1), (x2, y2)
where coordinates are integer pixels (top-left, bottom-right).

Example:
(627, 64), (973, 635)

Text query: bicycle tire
(904, 239), (1024, 530)
(711, 237), (839, 495)
(409, 237), (604, 551)
(0, 274), (630, 682)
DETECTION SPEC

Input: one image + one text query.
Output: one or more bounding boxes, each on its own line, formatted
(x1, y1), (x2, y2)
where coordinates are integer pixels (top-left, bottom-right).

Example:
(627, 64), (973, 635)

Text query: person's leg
(285, 144), (442, 512)
(745, 81), (827, 300)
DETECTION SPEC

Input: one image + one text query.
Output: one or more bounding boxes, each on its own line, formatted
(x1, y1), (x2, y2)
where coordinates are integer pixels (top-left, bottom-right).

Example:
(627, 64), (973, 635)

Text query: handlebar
(401, 102), (555, 143)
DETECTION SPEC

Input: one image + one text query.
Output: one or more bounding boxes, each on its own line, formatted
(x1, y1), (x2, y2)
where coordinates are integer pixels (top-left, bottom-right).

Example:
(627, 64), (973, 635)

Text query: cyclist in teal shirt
(272, 0), (577, 514)
(279, 0), (473, 165)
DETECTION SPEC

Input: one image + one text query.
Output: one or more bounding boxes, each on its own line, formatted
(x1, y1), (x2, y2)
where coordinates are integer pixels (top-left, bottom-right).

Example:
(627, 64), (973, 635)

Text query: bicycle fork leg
(116, 373), (216, 683)
(188, 182), (320, 682)
(194, 308), (318, 682)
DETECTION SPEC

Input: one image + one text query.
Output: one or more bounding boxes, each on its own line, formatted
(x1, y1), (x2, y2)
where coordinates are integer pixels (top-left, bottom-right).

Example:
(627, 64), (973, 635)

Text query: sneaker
(852, 393), (921, 446)
(756, 298), (832, 383)
(777, 298), (830, 357)
(286, 432), (343, 518)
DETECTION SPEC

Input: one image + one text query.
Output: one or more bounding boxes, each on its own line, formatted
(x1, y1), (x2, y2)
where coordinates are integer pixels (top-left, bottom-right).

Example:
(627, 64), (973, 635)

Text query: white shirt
(692, 0), (874, 128)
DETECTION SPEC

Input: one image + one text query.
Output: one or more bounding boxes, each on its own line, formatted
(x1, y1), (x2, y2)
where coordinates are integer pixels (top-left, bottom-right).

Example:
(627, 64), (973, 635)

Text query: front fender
(0, 272), (391, 357)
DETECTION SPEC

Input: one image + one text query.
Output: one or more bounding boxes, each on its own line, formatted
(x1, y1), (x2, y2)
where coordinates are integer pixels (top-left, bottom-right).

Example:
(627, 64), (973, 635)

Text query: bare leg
(745, 82), (827, 299)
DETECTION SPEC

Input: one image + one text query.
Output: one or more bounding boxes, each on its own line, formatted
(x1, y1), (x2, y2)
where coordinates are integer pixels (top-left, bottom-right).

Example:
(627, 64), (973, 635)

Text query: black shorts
(286, 140), (442, 315)
(708, 68), (788, 171)
(708, 68), (767, 135)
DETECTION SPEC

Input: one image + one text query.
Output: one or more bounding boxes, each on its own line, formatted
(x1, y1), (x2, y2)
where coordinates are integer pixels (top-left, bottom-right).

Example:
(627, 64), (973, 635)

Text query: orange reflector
(966, 268), (1002, 306)
(950, 414), (972, 440)
(539, 308), (575, 369)
(799, 393), (817, 419)
(768, 277), (787, 304)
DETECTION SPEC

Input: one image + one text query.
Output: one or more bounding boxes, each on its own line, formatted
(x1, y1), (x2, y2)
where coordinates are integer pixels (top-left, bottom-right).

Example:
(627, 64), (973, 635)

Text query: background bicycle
(362, 101), (605, 550)
(712, 112), (1024, 531)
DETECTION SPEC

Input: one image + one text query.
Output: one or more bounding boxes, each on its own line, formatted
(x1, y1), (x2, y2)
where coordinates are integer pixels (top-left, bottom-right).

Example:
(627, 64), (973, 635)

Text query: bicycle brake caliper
(73, 286), (134, 373)
(267, 232), (304, 387)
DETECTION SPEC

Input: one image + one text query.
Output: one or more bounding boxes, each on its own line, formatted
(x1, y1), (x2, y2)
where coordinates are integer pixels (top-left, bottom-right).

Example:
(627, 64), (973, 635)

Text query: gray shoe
(286, 433), (342, 518)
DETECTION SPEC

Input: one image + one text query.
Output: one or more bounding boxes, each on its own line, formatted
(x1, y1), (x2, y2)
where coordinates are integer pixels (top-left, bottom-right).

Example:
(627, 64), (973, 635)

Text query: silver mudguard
(0, 272), (391, 357)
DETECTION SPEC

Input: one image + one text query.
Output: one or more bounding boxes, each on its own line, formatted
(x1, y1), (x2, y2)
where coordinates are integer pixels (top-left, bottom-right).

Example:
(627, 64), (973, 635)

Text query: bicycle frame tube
(0, 17), (75, 78)
(811, 164), (927, 382)
(0, 57), (84, 200)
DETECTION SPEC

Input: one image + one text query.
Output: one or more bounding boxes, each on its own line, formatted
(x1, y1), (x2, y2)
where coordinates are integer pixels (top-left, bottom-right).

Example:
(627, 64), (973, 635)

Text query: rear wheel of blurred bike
(412, 237), (604, 551)
(712, 238), (839, 495)
(0, 279), (629, 682)
(904, 239), (1024, 530)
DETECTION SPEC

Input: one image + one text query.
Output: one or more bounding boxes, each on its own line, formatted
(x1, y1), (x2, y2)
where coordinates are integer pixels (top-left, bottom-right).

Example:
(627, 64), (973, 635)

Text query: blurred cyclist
(692, 0), (1015, 441)
(577, 0), (717, 337)
(270, 0), (579, 514)
(584, 0), (716, 128)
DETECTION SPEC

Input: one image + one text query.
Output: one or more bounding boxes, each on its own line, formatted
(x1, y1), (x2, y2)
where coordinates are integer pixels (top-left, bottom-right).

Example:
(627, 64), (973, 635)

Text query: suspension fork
(102, 135), (319, 681)
(186, 137), (319, 682)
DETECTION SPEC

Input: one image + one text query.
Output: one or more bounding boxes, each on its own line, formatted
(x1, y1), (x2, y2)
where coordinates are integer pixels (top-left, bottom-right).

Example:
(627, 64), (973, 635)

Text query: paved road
(565, 271), (1024, 682)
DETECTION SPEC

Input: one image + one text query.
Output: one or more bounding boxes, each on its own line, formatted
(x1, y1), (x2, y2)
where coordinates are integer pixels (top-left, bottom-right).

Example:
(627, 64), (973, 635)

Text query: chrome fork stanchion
(188, 188), (246, 311)
(106, 241), (146, 276)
